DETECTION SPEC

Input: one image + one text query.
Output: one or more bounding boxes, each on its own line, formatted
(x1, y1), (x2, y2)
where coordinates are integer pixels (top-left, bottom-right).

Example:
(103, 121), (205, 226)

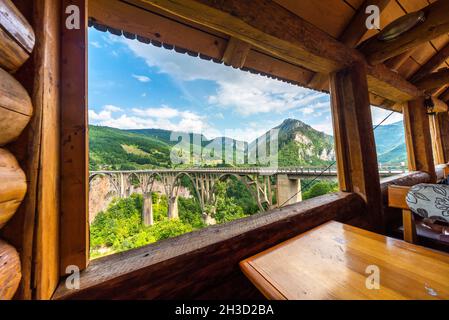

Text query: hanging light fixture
(378, 11), (426, 42)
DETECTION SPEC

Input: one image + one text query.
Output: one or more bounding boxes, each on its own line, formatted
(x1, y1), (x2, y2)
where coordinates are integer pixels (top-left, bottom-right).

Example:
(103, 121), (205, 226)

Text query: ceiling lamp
(378, 11), (426, 42)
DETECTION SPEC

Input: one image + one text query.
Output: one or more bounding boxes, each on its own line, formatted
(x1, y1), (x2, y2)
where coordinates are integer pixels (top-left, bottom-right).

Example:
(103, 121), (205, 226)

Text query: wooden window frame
(60, 0), (89, 273)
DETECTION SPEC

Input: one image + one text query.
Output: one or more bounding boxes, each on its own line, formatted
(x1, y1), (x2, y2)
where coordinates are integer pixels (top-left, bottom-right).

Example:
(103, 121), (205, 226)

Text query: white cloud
(104, 105), (123, 112)
(121, 37), (326, 116)
(90, 41), (102, 48)
(89, 104), (212, 136)
(132, 74), (151, 83)
(371, 106), (403, 126)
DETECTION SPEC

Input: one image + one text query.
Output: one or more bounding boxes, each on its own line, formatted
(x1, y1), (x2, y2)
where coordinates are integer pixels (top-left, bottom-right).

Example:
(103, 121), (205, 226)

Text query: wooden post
(435, 112), (449, 164)
(403, 98), (437, 182)
(329, 63), (384, 232)
(429, 114), (445, 165)
(60, 0), (89, 274)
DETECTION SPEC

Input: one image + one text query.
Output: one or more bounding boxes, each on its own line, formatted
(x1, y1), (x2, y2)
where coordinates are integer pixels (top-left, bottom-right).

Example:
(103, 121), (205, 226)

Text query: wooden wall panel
(60, 0), (89, 274)
(403, 99), (437, 182)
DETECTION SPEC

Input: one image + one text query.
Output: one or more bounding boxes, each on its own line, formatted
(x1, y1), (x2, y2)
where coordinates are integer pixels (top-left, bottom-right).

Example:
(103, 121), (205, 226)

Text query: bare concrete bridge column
(142, 193), (154, 226)
(276, 174), (302, 207)
(168, 195), (179, 220)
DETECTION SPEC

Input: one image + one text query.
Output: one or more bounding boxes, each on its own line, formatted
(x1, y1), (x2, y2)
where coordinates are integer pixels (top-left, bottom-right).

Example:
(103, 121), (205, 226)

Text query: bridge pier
(142, 193), (154, 226)
(276, 174), (301, 207)
(168, 195), (179, 220)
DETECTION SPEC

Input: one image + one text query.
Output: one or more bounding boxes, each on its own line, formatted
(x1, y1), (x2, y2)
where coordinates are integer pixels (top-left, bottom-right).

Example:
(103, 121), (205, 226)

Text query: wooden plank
(359, 0), (449, 65)
(402, 209), (417, 244)
(308, 0), (392, 91)
(240, 221), (449, 300)
(0, 239), (21, 299)
(414, 68), (449, 92)
(0, 0), (35, 53)
(387, 185), (410, 210)
(222, 37), (251, 69)
(31, 0), (62, 300)
(385, 50), (415, 72)
(0, 148), (26, 229)
(410, 42), (449, 83)
(330, 63), (384, 232)
(60, 0), (89, 275)
(53, 192), (364, 300)
(403, 98), (437, 182)
(273, 0), (356, 38)
(0, 67), (33, 146)
(429, 114), (445, 165)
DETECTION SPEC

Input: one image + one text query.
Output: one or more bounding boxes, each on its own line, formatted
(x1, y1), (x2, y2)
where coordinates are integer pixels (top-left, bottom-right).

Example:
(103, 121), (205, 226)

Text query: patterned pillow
(406, 184), (449, 223)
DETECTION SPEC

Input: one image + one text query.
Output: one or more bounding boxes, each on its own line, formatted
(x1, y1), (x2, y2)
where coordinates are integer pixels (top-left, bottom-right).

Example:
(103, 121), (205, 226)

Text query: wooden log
(0, 67), (33, 146)
(359, 0), (449, 65)
(330, 62), (384, 232)
(0, 0), (35, 71)
(222, 37), (251, 69)
(410, 42), (449, 83)
(0, 148), (27, 229)
(414, 68), (449, 92)
(0, 239), (21, 299)
(403, 98), (436, 182)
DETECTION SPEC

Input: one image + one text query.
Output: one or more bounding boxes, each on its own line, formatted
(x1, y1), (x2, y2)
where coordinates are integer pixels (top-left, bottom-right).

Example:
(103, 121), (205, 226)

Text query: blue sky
(88, 28), (402, 142)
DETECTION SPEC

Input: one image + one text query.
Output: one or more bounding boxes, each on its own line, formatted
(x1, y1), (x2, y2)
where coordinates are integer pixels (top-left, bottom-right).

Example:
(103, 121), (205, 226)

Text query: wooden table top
(240, 221), (449, 300)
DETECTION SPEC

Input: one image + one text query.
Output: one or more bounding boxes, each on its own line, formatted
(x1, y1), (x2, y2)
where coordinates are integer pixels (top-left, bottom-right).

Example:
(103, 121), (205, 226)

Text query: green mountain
(274, 118), (334, 166)
(89, 126), (172, 170)
(89, 119), (407, 170)
(373, 121), (407, 164)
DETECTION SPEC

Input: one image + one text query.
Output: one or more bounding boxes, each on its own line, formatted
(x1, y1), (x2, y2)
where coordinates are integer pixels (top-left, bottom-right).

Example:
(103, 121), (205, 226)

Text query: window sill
(52, 192), (364, 300)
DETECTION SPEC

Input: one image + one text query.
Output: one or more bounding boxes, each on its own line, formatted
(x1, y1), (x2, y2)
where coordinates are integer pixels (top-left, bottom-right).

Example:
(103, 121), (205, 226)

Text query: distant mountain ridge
(89, 119), (406, 170)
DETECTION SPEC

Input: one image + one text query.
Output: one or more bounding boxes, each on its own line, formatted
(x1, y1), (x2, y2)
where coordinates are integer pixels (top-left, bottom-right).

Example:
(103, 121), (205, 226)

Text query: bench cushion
(406, 184), (449, 223)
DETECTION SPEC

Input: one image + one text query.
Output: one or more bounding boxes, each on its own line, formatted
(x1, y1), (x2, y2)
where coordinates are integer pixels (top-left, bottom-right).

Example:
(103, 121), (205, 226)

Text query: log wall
(0, 0), (64, 301)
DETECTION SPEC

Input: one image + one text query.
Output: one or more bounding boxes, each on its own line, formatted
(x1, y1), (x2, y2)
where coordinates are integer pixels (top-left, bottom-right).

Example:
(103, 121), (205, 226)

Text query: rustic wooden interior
(1, 0), (449, 300)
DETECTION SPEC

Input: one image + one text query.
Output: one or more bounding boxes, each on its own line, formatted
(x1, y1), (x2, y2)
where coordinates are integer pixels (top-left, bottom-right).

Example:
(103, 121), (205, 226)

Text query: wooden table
(240, 221), (449, 300)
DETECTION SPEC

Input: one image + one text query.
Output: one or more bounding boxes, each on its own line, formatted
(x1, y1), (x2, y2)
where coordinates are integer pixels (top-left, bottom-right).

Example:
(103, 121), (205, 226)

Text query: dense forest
(90, 177), (338, 258)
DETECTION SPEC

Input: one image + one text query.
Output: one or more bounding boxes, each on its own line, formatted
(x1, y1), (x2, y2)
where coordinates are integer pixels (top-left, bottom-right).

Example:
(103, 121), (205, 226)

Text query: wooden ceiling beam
(359, 0), (449, 65)
(439, 86), (449, 102)
(384, 49), (415, 72)
(222, 37), (251, 69)
(141, 0), (422, 103)
(308, 0), (392, 91)
(410, 42), (449, 83)
(142, 0), (358, 74)
(414, 68), (449, 92)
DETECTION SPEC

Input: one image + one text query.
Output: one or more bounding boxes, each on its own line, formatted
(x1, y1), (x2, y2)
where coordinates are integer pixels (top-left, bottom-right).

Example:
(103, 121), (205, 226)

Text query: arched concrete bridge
(89, 166), (406, 225)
